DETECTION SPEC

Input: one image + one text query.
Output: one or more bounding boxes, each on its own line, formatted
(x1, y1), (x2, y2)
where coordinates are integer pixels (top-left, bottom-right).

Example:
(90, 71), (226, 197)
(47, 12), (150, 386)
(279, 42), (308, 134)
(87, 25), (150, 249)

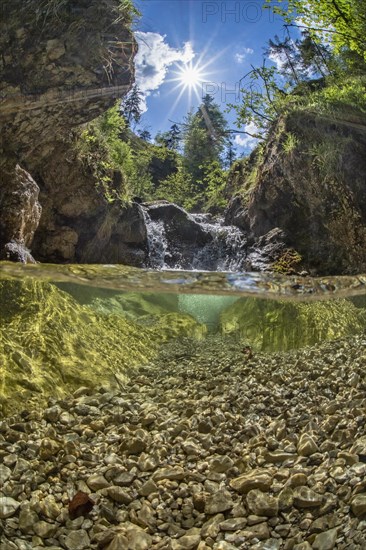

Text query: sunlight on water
(1, 261), (366, 299)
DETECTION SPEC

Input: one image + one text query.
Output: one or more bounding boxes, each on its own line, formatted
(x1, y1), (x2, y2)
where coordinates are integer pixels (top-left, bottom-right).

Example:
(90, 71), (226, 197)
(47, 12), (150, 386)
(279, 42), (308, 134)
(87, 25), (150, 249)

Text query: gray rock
(108, 486), (133, 504)
(297, 433), (319, 456)
(246, 490), (279, 517)
(312, 528), (338, 550)
(0, 496), (20, 518)
(220, 517), (247, 531)
(153, 466), (185, 481)
(33, 520), (58, 538)
(18, 505), (39, 533)
(0, 464), (12, 483)
(293, 486), (323, 508)
(86, 474), (110, 491)
(230, 470), (272, 494)
(64, 529), (90, 550)
(171, 534), (202, 549)
(205, 489), (234, 514)
(351, 494), (366, 517)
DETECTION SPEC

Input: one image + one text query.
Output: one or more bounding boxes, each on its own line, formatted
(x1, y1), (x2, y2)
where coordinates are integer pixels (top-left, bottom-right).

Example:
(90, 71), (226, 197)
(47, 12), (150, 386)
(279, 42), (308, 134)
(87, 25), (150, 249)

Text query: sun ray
(159, 46), (225, 123)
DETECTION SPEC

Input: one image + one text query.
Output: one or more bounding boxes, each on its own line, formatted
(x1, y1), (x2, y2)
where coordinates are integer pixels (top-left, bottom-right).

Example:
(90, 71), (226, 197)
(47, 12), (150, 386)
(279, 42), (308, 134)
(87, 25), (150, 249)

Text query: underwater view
(1, 263), (366, 549)
(2, 0), (366, 548)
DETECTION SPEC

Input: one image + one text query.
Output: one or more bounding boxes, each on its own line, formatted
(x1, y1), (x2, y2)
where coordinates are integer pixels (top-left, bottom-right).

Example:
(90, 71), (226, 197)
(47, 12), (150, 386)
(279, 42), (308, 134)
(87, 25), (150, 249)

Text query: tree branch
(284, 23), (359, 41)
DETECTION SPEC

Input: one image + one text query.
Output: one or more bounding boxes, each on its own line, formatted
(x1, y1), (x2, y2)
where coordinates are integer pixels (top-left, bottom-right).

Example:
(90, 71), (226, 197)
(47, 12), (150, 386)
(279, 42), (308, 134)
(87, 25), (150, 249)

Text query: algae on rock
(220, 297), (365, 351)
(0, 280), (205, 415)
(0, 280), (154, 414)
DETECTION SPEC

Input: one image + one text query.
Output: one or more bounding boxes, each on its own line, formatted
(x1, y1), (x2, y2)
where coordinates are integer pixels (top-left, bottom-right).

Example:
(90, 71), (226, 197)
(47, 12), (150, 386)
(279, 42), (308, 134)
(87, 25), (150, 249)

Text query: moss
(272, 249), (303, 275)
(282, 132), (299, 155)
(225, 145), (264, 205)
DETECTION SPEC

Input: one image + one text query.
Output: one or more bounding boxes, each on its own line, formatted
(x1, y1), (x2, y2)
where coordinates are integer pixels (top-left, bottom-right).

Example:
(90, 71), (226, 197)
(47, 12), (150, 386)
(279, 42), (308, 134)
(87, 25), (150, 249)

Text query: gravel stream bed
(1, 334), (366, 550)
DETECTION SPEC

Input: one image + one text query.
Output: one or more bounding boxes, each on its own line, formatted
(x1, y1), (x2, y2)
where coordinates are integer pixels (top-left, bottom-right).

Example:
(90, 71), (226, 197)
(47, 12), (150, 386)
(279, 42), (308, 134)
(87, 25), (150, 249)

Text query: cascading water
(190, 215), (247, 271)
(143, 211), (169, 269)
(143, 206), (247, 271)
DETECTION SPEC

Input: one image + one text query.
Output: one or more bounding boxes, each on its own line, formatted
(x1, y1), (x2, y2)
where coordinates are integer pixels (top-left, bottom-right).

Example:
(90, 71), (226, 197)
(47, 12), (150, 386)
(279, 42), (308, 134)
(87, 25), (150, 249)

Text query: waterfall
(191, 216), (247, 271)
(143, 206), (247, 272)
(143, 211), (169, 269)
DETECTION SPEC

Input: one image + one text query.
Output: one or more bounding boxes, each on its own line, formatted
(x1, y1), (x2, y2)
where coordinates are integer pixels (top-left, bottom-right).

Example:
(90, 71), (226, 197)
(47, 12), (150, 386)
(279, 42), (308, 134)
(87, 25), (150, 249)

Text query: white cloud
(268, 50), (286, 71)
(234, 47), (254, 64)
(134, 31), (195, 111)
(234, 122), (259, 150)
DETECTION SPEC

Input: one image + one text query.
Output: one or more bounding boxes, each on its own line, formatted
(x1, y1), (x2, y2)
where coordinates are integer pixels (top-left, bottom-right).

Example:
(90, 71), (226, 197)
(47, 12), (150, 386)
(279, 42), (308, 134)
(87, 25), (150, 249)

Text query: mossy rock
(0, 280), (204, 415)
(272, 249), (303, 275)
(220, 297), (365, 351)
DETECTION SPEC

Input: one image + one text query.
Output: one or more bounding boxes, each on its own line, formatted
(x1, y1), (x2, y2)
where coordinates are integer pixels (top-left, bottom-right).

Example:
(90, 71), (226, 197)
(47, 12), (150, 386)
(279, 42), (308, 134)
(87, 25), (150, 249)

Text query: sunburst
(178, 62), (204, 90)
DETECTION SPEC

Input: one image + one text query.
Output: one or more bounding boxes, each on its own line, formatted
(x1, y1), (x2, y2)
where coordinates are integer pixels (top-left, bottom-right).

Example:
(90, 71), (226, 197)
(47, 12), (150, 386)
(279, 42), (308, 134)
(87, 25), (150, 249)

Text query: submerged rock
(1, 332), (366, 547)
(0, 497), (21, 519)
(220, 296), (365, 351)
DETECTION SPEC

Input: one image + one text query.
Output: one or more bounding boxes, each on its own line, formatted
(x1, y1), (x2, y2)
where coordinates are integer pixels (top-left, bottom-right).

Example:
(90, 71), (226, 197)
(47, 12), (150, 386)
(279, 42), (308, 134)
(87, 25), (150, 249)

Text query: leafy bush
(75, 103), (152, 203)
(307, 76), (366, 115)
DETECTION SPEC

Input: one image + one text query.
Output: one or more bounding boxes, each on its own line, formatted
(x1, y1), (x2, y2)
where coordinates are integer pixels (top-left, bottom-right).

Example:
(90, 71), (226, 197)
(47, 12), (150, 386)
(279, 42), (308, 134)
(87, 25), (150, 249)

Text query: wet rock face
(0, 164), (41, 262)
(32, 159), (149, 264)
(225, 111), (366, 275)
(0, 0), (138, 264)
(146, 201), (212, 246)
(0, 0), (137, 162)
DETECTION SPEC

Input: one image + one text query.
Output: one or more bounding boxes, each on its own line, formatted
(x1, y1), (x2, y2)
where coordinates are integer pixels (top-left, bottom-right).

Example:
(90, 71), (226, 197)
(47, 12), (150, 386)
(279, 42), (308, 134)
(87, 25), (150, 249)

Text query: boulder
(143, 201), (213, 268)
(145, 201), (212, 245)
(0, 164), (41, 262)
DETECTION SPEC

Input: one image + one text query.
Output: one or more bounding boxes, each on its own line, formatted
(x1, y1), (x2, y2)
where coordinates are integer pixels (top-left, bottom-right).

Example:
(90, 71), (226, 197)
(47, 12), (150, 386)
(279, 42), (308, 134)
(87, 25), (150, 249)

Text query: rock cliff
(226, 110), (366, 275)
(0, 0), (145, 264)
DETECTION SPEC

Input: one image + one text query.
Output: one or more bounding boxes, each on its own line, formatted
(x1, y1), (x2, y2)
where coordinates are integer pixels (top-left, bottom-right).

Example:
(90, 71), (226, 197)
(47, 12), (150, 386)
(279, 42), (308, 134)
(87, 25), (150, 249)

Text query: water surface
(1, 261), (366, 415)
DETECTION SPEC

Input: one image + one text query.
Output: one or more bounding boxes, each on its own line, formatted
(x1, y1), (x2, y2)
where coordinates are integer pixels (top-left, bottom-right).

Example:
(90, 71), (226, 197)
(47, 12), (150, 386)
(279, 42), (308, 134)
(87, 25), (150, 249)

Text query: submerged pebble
(1, 334), (366, 548)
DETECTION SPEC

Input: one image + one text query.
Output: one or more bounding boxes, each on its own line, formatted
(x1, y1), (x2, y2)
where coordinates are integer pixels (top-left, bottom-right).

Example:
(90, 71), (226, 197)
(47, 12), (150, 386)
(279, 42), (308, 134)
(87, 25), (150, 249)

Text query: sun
(169, 60), (206, 100)
(179, 64), (203, 89)
(165, 48), (224, 117)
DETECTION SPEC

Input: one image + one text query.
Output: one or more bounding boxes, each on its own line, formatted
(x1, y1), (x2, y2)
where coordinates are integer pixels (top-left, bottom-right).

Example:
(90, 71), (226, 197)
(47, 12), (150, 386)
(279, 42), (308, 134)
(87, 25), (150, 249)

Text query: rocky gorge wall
(0, 0), (148, 265)
(1, 1), (366, 275)
(225, 110), (366, 275)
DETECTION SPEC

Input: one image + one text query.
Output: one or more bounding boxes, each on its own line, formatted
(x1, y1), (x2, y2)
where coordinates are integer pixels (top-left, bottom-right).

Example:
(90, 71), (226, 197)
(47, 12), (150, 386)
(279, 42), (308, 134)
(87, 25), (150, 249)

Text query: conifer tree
(120, 85), (143, 126)
(182, 95), (229, 185)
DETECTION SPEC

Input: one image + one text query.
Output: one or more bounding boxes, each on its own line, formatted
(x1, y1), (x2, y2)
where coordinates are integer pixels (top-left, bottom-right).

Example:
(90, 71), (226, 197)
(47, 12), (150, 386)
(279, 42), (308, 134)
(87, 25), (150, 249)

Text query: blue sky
(132, 1), (286, 154)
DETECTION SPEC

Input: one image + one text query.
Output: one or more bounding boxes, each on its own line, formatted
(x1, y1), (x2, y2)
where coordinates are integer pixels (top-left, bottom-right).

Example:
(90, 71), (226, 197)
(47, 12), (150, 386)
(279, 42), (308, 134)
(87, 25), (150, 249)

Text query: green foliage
(306, 75), (366, 115)
(229, 64), (288, 137)
(121, 85), (143, 126)
(75, 103), (152, 203)
(282, 132), (299, 154)
(198, 161), (228, 213)
(116, 0), (141, 24)
(155, 124), (181, 151)
(265, 0), (366, 61)
(183, 95), (229, 185)
(147, 146), (179, 188)
(156, 170), (194, 209)
(230, 0), (366, 149)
